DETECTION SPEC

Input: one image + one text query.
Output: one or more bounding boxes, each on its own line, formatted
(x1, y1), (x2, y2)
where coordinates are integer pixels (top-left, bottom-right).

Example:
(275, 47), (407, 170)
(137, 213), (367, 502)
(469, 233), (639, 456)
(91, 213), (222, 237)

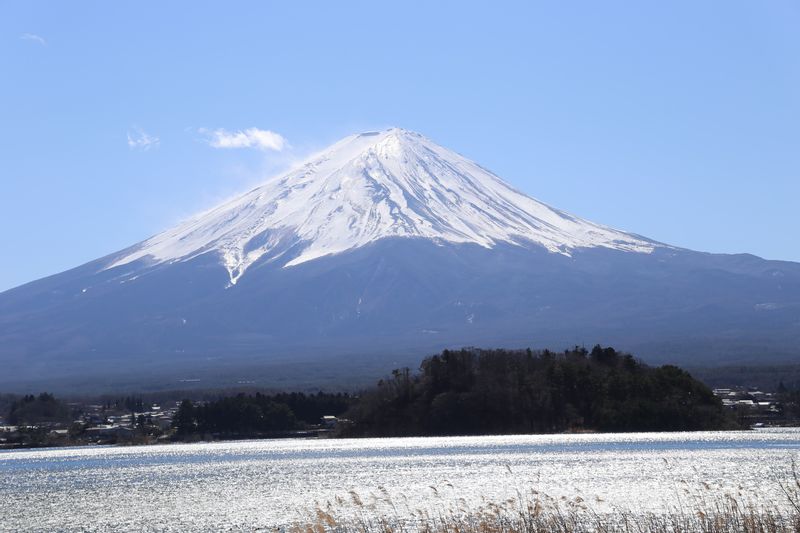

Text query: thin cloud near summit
(199, 127), (287, 152)
(20, 33), (46, 46)
(127, 128), (159, 151)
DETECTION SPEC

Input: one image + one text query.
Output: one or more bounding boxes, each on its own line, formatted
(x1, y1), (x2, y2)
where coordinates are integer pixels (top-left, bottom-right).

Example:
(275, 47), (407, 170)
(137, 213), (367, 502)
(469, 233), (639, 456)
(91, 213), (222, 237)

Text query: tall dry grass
(289, 461), (800, 533)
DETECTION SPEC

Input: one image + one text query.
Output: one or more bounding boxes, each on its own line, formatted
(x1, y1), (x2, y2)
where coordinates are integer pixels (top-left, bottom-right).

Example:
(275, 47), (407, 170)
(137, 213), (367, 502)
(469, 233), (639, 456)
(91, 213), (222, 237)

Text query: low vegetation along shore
(2, 346), (800, 448)
(291, 463), (800, 533)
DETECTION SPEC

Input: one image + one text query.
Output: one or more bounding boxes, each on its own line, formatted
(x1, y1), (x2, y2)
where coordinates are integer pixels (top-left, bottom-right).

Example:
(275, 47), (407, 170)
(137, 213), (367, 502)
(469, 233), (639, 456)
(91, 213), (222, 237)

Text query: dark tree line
(173, 391), (352, 436)
(7, 393), (72, 425)
(777, 383), (800, 421)
(166, 346), (741, 439)
(341, 346), (737, 437)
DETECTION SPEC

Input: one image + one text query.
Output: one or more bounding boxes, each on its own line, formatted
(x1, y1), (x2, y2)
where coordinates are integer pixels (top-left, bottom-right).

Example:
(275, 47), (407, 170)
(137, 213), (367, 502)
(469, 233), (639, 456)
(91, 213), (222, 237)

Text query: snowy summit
(108, 128), (661, 284)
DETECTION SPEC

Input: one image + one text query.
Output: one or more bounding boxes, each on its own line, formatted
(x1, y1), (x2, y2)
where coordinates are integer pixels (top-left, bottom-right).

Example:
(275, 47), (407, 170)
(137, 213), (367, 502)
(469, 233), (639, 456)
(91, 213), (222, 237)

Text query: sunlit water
(1, 429), (799, 531)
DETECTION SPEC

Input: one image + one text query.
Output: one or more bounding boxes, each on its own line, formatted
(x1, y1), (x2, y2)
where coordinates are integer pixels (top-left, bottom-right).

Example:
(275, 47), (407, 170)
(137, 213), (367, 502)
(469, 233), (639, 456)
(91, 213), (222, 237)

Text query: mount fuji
(107, 129), (660, 284)
(1, 128), (799, 391)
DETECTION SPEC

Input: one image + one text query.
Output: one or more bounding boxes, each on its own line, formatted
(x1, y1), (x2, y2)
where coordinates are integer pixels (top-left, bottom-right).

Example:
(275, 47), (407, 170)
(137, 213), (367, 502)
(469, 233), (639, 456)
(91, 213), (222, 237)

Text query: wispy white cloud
(20, 33), (46, 46)
(199, 127), (287, 151)
(127, 128), (159, 151)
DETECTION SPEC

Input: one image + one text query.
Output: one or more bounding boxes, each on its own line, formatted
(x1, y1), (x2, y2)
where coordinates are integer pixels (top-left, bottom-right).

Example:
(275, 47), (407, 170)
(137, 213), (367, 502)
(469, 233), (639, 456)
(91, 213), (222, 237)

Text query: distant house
(320, 416), (338, 428)
(151, 416), (173, 431)
(85, 425), (133, 439)
(0, 426), (19, 435)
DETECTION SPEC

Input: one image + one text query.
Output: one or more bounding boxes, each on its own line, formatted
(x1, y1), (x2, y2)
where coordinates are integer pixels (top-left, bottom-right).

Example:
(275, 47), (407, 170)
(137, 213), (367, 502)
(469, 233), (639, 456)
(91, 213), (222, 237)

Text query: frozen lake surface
(1, 429), (799, 531)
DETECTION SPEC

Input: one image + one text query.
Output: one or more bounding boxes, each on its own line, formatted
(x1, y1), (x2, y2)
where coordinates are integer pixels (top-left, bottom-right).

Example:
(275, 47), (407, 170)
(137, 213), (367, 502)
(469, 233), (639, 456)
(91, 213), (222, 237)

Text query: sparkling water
(1, 429), (798, 531)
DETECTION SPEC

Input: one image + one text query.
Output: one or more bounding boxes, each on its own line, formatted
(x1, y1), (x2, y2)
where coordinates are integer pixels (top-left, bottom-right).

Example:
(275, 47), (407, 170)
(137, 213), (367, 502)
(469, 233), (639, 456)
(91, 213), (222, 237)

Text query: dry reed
(288, 461), (800, 533)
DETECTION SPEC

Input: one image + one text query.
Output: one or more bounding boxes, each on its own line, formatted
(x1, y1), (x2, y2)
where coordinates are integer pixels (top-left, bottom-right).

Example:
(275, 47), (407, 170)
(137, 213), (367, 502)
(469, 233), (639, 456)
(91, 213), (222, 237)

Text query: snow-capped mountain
(1, 128), (799, 392)
(108, 128), (659, 285)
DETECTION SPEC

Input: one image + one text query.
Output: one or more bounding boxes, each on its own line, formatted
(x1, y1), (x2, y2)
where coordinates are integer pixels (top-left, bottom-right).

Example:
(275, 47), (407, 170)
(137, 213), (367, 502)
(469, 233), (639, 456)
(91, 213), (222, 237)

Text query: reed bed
(288, 462), (800, 533)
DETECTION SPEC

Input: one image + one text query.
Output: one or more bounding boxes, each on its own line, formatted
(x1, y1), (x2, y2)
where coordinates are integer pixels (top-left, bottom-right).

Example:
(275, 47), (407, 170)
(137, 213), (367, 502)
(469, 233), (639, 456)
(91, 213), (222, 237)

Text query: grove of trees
(341, 345), (737, 436)
(173, 391), (352, 436)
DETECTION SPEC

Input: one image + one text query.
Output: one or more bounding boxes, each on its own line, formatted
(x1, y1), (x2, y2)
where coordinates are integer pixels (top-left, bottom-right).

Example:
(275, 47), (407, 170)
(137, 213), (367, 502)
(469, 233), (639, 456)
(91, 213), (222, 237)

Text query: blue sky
(2, 2), (799, 291)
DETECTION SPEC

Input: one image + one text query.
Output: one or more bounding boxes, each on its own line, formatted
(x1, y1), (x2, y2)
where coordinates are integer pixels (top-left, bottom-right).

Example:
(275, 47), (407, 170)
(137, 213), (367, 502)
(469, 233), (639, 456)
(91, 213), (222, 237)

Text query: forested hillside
(343, 346), (736, 436)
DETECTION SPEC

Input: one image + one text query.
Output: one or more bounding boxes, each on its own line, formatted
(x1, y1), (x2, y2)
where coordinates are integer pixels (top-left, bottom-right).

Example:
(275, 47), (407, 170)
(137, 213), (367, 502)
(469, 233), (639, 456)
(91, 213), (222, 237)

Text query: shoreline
(4, 424), (799, 452)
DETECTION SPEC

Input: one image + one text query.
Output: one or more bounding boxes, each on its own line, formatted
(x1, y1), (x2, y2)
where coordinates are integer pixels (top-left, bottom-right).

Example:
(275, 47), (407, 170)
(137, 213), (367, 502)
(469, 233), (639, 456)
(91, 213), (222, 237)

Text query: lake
(1, 429), (799, 531)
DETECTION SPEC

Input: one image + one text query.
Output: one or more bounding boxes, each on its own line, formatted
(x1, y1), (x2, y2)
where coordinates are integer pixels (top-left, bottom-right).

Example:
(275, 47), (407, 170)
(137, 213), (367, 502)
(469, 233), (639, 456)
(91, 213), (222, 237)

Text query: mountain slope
(0, 128), (798, 392)
(106, 128), (659, 284)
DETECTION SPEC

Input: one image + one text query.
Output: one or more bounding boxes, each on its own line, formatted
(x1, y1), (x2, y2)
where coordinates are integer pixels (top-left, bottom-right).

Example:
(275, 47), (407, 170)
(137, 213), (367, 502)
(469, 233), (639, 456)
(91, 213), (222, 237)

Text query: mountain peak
(106, 129), (662, 285)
